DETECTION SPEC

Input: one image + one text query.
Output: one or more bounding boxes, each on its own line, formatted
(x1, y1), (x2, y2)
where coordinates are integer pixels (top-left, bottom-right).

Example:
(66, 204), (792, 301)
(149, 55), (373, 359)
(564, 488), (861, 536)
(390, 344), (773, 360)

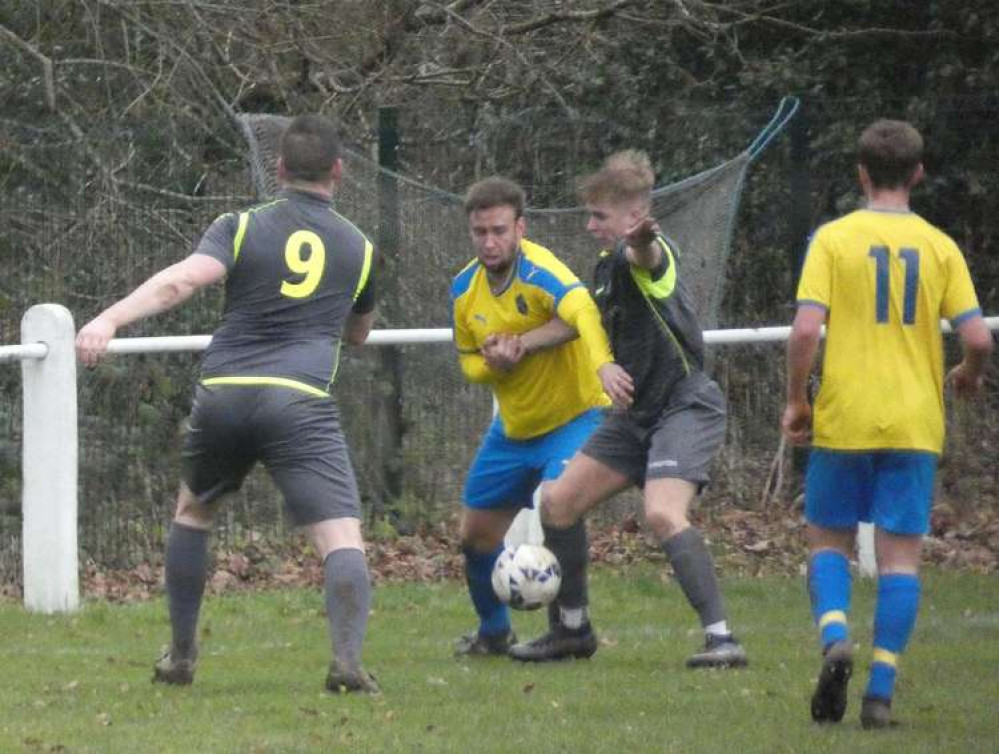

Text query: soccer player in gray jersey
(510, 151), (747, 668)
(76, 115), (380, 693)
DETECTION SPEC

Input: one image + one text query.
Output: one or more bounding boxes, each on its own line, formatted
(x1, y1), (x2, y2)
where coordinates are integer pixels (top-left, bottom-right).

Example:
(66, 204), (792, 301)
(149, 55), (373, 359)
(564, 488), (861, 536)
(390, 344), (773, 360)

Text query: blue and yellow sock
(463, 545), (510, 637)
(866, 572), (920, 701)
(808, 549), (851, 650)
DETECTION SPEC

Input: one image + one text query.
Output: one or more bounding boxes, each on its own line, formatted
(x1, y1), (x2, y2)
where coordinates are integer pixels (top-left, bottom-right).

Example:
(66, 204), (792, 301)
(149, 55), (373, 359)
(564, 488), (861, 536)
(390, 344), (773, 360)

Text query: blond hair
(577, 149), (654, 205)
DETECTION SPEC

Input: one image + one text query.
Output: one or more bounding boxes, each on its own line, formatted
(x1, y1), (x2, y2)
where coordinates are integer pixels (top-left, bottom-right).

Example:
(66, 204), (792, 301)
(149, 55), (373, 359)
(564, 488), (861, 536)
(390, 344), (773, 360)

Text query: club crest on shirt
(515, 294), (528, 315)
(474, 313), (487, 324)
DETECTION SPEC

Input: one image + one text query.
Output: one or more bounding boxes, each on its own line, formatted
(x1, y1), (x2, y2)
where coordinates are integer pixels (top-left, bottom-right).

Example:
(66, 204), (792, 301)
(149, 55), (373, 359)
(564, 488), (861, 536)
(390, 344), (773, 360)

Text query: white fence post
(857, 522), (877, 578)
(21, 304), (79, 613)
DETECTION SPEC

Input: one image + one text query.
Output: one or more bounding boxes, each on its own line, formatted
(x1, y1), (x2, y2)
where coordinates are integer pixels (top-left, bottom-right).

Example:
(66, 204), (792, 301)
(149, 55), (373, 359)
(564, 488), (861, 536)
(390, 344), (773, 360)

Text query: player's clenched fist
(76, 315), (117, 368)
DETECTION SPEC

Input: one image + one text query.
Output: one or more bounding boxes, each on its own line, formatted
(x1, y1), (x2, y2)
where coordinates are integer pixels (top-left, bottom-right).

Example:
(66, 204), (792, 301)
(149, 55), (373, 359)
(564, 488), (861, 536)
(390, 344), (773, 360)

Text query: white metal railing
(5, 304), (997, 612)
(0, 343), (48, 362)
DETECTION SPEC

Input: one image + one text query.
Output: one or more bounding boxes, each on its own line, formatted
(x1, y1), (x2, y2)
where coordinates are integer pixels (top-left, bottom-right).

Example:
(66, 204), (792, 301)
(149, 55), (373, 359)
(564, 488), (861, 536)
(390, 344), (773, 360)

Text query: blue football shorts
(805, 449), (938, 535)
(463, 408), (605, 510)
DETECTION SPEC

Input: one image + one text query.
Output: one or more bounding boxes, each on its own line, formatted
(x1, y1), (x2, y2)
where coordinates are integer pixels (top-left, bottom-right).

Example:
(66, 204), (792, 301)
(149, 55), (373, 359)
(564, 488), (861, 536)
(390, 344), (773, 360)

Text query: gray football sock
(324, 548), (371, 671)
(663, 527), (727, 629)
(543, 519), (589, 622)
(165, 522), (210, 660)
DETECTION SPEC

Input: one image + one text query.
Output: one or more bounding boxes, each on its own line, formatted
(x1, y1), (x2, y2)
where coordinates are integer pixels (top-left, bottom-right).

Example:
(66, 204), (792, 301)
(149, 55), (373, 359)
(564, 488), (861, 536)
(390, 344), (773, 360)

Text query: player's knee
(459, 517), (503, 552)
(645, 506), (687, 540)
(174, 500), (213, 529)
(539, 489), (576, 529)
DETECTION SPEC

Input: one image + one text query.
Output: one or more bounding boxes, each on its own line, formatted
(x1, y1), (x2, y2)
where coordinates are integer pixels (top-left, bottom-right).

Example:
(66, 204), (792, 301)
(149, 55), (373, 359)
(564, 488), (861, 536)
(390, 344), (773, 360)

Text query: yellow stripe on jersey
(630, 237), (678, 299)
(797, 209), (981, 453)
(354, 239), (374, 300)
(451, 238), (610, 440)
(871, 648), (898, 668)
(233, 212), (250, 261)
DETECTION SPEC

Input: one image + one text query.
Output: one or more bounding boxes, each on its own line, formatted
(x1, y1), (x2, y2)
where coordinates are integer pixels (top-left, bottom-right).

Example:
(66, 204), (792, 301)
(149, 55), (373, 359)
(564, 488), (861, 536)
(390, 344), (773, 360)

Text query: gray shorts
(582, 372), (726, 487)
(181, 384), (361, 526)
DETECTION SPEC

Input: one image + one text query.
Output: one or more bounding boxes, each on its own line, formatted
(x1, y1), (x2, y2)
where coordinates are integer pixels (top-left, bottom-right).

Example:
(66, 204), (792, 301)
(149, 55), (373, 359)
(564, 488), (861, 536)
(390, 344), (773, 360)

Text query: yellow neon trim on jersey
(354, 239), (374, 301)
(871, 648), (898, 668)
(630, 240), (677, 299)
(818, 610), (848, 629)
(233, 212), (250, 261)
(201, 376), (329, 398)
(327, 340), (343, 391)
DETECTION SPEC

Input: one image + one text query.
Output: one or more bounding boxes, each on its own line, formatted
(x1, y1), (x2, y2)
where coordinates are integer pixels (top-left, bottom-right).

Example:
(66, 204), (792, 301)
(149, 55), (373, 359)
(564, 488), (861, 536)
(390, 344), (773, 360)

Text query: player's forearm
(344, 311), (374, 345)
(102, 265), (199, 329)
(628, 238), (661, 270)
(957, 317), (994, 375)
(785, 328), (820, 403)
(519, 318), (577, 355)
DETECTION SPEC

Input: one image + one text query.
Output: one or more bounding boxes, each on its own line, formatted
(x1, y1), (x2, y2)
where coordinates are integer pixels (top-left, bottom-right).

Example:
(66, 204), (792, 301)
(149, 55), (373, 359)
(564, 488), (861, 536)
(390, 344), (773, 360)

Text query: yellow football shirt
(797, 209), (982, 453)
(451, 238), (612, 440)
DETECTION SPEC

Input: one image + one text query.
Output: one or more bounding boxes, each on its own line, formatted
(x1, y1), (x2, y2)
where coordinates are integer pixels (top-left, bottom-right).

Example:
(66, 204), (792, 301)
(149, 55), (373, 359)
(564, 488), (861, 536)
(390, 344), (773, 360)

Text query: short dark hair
(578, 149), (654, 205)
(858, 120), (923, 189)
(463, 177), (525, 217)
(279, 115), (341, 182)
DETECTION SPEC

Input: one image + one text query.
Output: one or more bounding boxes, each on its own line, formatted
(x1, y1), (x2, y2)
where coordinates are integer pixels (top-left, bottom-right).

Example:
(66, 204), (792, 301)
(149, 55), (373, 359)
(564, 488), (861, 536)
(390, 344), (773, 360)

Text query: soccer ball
(491, 544), (562, 611)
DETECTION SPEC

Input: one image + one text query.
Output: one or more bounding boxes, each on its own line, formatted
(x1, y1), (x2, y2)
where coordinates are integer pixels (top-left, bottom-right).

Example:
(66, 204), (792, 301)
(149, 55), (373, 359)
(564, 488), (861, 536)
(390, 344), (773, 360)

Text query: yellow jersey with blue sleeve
(797, 209), (982, 453)
(451, 238), (612, 440)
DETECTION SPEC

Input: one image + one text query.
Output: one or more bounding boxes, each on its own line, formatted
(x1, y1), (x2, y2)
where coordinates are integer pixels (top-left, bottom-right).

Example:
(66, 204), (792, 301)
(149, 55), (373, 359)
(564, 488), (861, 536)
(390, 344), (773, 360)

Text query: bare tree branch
(0, 23), (56, 110)
(501, 0), (638, 36)
(706, 3), (961, 40)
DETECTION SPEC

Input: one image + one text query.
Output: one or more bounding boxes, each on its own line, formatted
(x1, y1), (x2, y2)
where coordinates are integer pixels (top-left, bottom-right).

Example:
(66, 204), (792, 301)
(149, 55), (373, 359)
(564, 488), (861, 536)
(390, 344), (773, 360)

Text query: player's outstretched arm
(947, 315), (994, 398)
(622, 217), (662, 270)
(782, 305), (825, 445)
(76, 253), (227, 367)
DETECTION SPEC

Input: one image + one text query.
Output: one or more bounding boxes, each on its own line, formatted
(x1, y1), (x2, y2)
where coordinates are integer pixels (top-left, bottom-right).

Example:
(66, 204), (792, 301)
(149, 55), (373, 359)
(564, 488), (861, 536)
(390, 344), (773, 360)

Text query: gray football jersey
(194, 188), (375, 394)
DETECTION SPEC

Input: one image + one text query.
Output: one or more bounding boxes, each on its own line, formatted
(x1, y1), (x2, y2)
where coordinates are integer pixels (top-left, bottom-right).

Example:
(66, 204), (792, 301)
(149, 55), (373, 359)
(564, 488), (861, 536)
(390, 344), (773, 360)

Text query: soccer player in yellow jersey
(450, 177), (627, 657)
(783, 120), (992, 728)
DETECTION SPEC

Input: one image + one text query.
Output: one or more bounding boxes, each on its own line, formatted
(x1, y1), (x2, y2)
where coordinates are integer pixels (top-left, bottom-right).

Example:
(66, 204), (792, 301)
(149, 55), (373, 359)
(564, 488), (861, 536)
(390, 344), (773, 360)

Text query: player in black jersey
(76, 115), (380, 693)
(511, 151), (747, 668)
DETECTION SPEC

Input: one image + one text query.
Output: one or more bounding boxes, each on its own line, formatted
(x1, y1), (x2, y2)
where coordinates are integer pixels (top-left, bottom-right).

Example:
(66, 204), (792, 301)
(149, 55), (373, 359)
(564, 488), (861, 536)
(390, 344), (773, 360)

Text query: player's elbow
(789, 324), (821, 349)
(959, 318), (994, 358)
(461, 366), (492, 385)
(156, 280), (193, 310)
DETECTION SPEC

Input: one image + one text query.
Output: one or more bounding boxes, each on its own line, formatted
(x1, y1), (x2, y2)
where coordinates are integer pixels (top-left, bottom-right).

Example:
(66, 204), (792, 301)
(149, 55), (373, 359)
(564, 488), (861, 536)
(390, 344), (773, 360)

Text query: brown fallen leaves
(2, 502), (995, 603)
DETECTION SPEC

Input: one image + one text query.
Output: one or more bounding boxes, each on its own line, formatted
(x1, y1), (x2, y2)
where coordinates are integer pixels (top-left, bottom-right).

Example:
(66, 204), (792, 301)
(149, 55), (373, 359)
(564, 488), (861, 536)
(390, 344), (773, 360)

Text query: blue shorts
(463, 408), (604, 510)
(805, 449), (938, 535)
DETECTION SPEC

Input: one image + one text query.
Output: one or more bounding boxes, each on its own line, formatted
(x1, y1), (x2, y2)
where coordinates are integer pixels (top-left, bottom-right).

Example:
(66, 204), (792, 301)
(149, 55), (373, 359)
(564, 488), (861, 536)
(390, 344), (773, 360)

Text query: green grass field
(1, 565), (996, 753)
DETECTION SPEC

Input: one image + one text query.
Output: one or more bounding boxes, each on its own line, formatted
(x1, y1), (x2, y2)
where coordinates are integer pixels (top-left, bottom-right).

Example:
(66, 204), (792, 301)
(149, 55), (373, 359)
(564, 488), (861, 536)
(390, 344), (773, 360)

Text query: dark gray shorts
(581, 372), (726, 487)
(181, 384), (360, 526)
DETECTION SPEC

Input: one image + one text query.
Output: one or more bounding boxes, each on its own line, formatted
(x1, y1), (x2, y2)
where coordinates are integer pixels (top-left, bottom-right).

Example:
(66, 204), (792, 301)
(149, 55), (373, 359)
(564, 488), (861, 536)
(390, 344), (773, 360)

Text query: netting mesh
(238, 113), (752, 329)
(236, 111), (757, 524)
(0, 107), (789, 586)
